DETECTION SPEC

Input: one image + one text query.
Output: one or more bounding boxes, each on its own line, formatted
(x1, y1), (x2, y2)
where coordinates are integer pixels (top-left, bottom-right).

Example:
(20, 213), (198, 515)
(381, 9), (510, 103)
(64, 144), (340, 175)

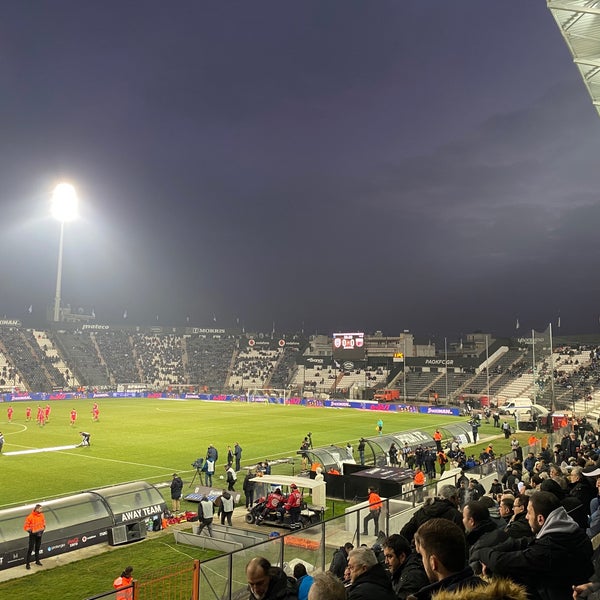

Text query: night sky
(1, 1), (599, 339)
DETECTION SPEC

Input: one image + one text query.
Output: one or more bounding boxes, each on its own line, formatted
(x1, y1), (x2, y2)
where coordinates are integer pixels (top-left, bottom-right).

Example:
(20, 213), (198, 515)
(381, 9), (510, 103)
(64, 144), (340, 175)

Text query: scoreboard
(332, 332), (366, 361)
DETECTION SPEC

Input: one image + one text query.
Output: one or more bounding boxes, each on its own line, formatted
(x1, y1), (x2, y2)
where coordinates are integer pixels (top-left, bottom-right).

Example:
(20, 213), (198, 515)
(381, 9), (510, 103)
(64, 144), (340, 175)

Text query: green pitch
(0, 398), (469, 508)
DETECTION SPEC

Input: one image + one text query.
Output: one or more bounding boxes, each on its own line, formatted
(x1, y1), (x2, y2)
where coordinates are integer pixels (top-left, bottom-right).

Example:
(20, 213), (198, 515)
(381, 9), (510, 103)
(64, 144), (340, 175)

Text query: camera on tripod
(191, 458), (204, 469)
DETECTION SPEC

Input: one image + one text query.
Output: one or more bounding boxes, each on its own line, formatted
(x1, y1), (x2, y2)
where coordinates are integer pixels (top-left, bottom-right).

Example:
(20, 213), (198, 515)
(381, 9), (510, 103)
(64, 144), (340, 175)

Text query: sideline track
(3, 444), (78, 456)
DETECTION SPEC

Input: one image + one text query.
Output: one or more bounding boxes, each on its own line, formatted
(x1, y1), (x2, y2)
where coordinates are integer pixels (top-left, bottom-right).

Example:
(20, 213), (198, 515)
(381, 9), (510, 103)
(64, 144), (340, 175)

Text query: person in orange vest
(113, 566), (134, 600)
(433, 429), (443, 452)
(413, 467), (425, 502)
(23, 504), (46, 569)
(362, 487), (383, 536)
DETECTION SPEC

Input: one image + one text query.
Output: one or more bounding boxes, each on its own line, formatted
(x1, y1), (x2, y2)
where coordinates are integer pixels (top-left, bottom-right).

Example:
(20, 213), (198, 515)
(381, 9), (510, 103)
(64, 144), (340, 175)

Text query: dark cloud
(0, 1), (597, 337)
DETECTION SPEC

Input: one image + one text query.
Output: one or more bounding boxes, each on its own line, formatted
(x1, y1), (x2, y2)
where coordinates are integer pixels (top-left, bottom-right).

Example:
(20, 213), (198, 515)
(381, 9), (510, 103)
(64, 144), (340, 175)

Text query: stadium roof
(547, 0), (600, 117)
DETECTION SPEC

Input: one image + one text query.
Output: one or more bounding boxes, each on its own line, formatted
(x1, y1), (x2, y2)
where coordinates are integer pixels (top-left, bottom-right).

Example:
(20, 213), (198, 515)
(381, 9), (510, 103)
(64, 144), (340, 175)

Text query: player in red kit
(92, 402), (99, 421)
(7, 406), (13, 422)
(25, 406), (32, 421)
(70, 408), (77, 426)
(44, 404), (51, 422)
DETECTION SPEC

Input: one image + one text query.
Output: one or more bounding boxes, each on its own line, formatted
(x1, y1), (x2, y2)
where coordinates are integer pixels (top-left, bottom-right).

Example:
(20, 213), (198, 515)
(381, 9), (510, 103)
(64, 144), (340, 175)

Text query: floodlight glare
(51, 183), (79, 222)
(52, 182), (79, 322)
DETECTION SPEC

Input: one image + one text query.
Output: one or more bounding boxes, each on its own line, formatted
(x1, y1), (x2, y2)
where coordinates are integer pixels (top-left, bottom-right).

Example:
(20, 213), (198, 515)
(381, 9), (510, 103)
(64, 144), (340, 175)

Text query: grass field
(0, 398), (485, 508)
(0, 397), (515, 598)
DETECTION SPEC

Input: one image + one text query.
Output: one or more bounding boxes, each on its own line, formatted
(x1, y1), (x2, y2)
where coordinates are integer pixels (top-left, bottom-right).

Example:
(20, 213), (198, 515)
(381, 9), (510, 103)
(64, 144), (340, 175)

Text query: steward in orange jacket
(24, 504), (46, 569)
(113, 566), (134, 600)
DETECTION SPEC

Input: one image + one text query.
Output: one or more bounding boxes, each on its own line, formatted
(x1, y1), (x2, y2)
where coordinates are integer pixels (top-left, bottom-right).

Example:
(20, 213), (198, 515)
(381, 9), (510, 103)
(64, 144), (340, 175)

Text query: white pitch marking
(4, 444), (78, 456)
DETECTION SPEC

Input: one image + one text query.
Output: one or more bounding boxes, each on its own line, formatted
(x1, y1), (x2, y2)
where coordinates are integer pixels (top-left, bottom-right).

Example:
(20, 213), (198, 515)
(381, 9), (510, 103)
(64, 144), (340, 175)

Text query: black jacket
(391, 552), (429, 600)
(473, 507), (593, 600)
(329, 547), (349, 580)
(504, 512), (532, 540)
(465, 519), (508, 574)
(406, 567), (484, 600)
(400, 499), (464, 543)
(348, 562), (396, 600)
(241, 567), (297, 600)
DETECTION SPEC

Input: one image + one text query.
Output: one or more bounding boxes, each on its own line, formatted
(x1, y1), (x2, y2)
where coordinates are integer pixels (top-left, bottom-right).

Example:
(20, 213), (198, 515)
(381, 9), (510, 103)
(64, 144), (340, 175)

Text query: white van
(501, 398), (533, 415)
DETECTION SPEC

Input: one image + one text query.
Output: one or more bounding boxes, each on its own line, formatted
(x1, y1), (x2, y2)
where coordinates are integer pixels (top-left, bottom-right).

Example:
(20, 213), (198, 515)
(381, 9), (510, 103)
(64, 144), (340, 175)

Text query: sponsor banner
(81, 324), (110, 330)
(0, 319), (21, 327)
(116, 503), (164, 524)
(419, 406), (461, 416)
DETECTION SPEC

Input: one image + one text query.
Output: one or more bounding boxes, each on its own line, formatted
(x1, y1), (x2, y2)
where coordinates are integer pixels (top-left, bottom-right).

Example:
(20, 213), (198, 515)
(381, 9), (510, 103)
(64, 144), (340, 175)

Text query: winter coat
(406, 567), (483, 600)
(240, 567), (297, 600)
(466, 520), (508, 574)
(348, 562), (396, 600)
(390, 552), (430, 600)
(329, 547), (349, 580)
(400, 499), (464, 543)
(431, 578), (528, 600)
(504, 512), (532, 540)
(473, 506), (593, 600)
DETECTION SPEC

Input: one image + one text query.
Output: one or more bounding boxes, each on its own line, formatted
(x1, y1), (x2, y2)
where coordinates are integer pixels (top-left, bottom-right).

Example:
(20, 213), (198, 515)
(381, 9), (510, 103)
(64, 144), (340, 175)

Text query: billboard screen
(332, 332), (365, 361)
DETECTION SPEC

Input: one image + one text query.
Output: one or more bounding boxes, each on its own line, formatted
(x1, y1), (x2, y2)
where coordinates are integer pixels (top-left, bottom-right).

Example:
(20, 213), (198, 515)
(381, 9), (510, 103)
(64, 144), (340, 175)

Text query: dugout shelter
(0, 481), (166, 570)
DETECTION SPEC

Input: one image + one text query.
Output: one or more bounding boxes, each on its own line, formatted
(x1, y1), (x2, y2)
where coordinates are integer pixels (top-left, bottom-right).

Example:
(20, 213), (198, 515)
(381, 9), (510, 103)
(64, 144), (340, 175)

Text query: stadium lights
(51, 183), (79, 322)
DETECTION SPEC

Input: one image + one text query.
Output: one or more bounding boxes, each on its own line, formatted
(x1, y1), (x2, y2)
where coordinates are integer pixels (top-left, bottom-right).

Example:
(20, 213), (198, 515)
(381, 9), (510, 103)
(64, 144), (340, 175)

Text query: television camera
(190, 458), (204, 487)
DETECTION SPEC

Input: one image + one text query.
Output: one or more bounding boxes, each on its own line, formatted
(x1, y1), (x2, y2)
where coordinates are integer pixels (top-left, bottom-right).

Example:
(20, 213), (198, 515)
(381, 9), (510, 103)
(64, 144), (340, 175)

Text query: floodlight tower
(51, 183), (79, 322)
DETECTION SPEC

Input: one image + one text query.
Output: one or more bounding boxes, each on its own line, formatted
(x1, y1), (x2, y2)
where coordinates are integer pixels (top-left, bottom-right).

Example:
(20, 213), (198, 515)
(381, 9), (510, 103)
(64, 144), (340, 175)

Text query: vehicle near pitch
(500, 397), (533, 415)
(373, 389), (400, 402)
(244, 476), (324, 530)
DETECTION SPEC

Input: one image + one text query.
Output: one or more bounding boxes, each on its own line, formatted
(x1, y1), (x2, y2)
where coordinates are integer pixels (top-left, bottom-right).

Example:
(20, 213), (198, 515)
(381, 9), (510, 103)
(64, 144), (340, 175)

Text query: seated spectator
(307, 572), (346, 600)
(473, 491), (593, 600)
(245, 556), (297, 600)
(400, 485), (464, 543)
(382, 534), (429, 600)
(347, 546), (395, 600)
(505, 495), (533, 540)
(329, 542), (353, 581)
(293, 563), (313, 600)
(462, 500), (508, 574)
(406, 518), (488, 600)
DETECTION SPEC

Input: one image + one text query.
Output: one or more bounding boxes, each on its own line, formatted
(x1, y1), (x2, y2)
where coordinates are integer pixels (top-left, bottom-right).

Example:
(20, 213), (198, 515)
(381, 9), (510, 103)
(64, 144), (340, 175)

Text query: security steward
(24, 503), (46, 569)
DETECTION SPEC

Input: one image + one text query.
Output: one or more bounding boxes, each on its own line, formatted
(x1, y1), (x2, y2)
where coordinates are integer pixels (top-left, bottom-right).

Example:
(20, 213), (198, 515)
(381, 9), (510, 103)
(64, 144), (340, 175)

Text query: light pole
(51, 183), (79, 322)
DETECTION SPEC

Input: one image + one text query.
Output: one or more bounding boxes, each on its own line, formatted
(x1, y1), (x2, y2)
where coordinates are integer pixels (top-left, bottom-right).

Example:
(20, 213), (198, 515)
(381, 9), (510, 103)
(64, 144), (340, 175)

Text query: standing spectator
(197, 496), (215, 537)
(383, 534), (429, 599)
(234, 442), (243, 471)
(437, 451), (448, 476)
(345, 442), (354, 461)
(24, 503), (46, 569)
(170, 473), (183, 514)
(293, 563), (314, 600)
(70, 408), (77, 427)
(389, 443), (399, 466)
(358, 438), (366, 466)
(363, 487), (382, 536)
(329, 542), (354, 580)
(347, 547), (395, 600)
(474, 490), (594, 600)
(113, 566), (134, 600)
(243, 470), (255, 508)
(220, 490), (235, 526)
(225, 464), (237, 492)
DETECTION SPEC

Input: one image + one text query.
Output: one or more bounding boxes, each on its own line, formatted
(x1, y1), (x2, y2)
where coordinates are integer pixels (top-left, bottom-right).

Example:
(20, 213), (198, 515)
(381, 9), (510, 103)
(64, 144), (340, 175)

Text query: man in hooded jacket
(473, 490), (593, 600)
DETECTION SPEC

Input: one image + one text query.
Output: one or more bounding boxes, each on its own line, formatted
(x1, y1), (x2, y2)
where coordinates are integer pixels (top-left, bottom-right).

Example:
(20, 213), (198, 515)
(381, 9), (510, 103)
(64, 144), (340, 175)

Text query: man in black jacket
(407, 518), (483, 600)
(383, 534), (429, 599)
(473, 491), (593, 600)
(329, 542), (354, 580)
(347, 546), (396, 600)
(504, 495), (533, 540)
(400, 485), (464, 543)
(245, 557), (297, 600)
